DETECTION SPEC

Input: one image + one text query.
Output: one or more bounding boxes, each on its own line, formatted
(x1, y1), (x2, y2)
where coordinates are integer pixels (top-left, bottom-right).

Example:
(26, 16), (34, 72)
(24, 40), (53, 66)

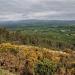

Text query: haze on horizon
(0, 0), (75, 21)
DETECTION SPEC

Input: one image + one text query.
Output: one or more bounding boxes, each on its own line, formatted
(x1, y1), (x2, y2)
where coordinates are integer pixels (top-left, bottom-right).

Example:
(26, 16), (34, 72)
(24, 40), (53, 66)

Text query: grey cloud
(0, 0), (75, 20)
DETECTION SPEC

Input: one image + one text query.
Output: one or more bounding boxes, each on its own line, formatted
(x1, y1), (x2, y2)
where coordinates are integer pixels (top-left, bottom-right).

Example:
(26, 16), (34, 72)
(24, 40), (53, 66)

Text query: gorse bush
(35, 58), (57, 75)
(0, 43), (75, 75)
(0, 43), (19, 54)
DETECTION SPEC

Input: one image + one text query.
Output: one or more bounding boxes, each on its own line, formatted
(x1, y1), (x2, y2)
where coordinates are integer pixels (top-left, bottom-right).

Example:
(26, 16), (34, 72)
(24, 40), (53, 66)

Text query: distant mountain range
(0, 20), (75, 28)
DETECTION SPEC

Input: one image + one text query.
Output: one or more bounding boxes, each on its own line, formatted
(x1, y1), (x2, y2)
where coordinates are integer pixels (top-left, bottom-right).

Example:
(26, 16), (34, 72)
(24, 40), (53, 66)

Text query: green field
(0, 25), (75, 50)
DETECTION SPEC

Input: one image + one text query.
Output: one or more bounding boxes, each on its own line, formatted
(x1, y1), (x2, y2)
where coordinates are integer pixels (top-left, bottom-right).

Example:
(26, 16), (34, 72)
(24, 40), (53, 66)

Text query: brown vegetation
(0, 43), (75, 75)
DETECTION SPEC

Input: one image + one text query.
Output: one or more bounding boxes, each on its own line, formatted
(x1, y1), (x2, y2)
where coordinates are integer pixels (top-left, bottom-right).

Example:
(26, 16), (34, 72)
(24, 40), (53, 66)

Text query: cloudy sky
(0, 0), (75, 20)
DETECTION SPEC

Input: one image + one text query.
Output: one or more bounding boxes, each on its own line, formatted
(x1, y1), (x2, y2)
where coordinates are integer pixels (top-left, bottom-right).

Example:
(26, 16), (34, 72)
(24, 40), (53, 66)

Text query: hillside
(0, 20), (75, 28)
(0, 43), (75, 75)
(0, 26), (75, 50)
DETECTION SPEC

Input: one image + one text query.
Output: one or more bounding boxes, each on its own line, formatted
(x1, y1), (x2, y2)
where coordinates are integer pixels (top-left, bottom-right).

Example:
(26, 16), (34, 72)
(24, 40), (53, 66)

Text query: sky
(0, 0), (75, 20)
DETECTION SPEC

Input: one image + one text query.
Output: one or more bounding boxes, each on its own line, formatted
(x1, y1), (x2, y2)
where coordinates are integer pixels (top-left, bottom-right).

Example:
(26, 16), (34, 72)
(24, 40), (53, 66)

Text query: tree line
(0, 28), (75, 50)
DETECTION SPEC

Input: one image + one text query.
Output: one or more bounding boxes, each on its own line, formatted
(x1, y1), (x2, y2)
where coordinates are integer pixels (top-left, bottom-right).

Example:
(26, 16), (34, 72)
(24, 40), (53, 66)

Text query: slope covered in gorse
(0, 43), (75, 75)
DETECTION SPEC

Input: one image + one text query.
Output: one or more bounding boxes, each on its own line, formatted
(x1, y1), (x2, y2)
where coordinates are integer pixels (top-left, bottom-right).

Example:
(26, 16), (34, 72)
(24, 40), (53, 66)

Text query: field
(3, 24), (75, 50)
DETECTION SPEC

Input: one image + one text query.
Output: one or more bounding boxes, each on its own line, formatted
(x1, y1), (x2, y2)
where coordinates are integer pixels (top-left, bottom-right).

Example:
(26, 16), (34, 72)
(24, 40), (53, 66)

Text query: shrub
(35, 58), (57, 75)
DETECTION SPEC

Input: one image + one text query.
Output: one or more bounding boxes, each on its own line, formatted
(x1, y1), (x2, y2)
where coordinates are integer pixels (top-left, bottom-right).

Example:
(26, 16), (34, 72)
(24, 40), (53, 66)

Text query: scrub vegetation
(0, 24), (75, 75)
